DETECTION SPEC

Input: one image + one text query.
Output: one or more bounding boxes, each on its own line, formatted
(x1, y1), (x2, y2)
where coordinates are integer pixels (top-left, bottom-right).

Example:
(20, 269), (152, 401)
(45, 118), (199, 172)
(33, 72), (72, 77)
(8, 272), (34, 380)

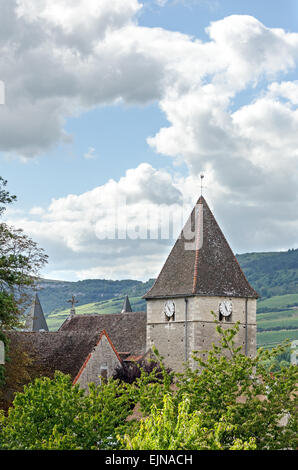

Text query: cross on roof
(67, 295), (78, 309)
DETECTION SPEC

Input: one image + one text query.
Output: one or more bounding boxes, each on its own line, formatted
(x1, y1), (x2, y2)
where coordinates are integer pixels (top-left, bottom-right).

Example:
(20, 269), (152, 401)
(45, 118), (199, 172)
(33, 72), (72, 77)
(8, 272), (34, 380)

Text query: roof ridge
(192, 199), (204, 294)
(197, 197), (258, 298)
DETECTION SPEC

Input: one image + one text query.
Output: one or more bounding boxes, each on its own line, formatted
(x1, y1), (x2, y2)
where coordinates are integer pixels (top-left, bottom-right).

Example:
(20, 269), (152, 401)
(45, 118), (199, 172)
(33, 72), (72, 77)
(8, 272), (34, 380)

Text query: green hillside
(257, 330), (298, 348)
(47, 295), (298, 349)
(36, 278), (153, 316)
(46, 296), (145, 331)
(257, 310), (298, 331)
(236, 248), (298, 299)
(257, 293), (298, 313)
(256, 307), (298, 348)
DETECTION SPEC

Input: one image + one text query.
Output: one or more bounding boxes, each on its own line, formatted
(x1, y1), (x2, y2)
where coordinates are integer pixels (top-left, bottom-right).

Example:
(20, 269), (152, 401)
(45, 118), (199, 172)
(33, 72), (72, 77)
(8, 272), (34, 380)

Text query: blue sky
(2, 0), (297, 208)
(141, 0), (298, 35)
(1, 0), (298, 280)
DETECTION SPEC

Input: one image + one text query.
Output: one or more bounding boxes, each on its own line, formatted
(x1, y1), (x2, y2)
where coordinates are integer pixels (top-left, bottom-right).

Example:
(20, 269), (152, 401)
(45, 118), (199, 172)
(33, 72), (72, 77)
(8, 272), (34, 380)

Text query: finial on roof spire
(200, 174), (204, 197)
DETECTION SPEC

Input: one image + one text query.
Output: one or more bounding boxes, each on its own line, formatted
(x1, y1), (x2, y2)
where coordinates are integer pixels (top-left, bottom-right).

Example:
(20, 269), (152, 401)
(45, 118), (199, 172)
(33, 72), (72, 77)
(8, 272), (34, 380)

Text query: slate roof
(6, 312), (147, 383)
(6, 331), (99, 381)
(59, 311), (147, 356)
(144, 196), (258, 299)
(25, 293), (49, 332)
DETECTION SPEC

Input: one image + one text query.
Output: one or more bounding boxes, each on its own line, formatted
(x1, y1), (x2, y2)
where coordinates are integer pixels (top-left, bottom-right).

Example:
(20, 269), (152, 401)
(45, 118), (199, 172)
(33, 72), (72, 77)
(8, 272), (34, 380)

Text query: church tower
(144, 196), (258, 372)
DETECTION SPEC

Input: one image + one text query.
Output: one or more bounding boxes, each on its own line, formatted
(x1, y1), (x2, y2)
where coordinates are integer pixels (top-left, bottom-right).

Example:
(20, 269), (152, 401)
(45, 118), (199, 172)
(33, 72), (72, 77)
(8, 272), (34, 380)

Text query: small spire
(121, 295), (132, 313)
(25, 293), (49, 332)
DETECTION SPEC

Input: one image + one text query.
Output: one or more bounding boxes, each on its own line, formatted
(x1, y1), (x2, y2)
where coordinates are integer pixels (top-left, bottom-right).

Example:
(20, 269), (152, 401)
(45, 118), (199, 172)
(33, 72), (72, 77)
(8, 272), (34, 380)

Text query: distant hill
(236, 248), (298, 299)
(46, 296), (145, 331)
(36, 278), (154, 316)
(35, 249), (298, 348)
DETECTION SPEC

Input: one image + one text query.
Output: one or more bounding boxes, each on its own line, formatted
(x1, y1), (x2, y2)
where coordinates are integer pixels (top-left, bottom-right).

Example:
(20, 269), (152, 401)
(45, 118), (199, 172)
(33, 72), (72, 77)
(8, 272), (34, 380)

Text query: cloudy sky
(1, 0), (298, 281)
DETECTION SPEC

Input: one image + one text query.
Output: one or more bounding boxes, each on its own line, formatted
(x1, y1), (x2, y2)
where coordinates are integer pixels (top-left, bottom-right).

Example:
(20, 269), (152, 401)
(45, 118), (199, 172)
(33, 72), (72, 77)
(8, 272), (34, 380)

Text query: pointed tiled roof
(144, 196), (258, 299)
(121, 295), (132, 313)
(25, 293), (49, 332)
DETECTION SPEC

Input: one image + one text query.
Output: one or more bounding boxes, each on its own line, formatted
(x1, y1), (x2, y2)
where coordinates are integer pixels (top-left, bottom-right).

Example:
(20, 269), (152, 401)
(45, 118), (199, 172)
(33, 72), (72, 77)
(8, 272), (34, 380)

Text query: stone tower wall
(146, 296), (257, 372)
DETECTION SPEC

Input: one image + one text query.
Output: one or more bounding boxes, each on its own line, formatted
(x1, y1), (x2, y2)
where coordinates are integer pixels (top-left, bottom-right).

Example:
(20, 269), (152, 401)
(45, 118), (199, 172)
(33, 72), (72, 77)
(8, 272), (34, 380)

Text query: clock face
(219, 301), (232, 317)
(164, 300), (175, 318)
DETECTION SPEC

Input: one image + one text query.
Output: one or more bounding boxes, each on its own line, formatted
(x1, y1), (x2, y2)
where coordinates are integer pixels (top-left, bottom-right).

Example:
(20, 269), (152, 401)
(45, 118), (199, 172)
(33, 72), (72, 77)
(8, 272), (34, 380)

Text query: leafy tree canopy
(0, 372), (132, 450)
(0, 177), (48, 387)
(120, 394), (257, 450)
(0, 178), (16, 216)
(0, 316), (296, 450)
(0, 177), (48, 330)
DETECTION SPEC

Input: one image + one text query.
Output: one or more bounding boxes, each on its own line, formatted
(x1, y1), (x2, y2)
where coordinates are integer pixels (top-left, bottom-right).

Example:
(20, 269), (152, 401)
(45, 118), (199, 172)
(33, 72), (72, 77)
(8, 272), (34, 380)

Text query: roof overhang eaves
(144, 292), (259, 300)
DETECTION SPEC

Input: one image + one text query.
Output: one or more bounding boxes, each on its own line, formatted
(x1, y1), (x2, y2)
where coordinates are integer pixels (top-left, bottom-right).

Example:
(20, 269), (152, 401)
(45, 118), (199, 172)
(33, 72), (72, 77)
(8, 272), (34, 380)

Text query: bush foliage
(0, 316), (297, 450)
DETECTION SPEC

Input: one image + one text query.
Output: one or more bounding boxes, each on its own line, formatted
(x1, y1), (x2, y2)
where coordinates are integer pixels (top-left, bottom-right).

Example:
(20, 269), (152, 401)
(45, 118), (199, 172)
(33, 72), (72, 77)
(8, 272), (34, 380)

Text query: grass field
(257, 310), (298, 331)
(257, 329), (298, 348)
(256, 306), (298, 349)
(47, 296), (146, 331)
(257, 293), (298, 312)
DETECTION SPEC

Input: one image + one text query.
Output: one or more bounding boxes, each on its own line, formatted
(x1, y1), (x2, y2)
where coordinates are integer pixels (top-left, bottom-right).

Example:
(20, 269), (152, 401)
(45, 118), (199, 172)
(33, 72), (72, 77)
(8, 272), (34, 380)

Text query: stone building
(4, 194), (258, 394)
(144, 196), (258, 372)
(6, 310), (146, 393)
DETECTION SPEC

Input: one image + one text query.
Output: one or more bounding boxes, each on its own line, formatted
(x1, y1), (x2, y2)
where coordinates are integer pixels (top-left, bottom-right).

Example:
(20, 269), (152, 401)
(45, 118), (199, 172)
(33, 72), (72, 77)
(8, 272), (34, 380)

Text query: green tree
(174, 316), (298, 450)
(0, 178), (16, 216)
(0, 177), (48, 329)
(0, 372), (132, 450)
(127, 348), (175, 416)
(120, 394), (256, 450)
(0, 178), (47, 387)
(124, 315), (297, 450)
(0, 223), (48, 328)
(0, 315), (297, 450)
